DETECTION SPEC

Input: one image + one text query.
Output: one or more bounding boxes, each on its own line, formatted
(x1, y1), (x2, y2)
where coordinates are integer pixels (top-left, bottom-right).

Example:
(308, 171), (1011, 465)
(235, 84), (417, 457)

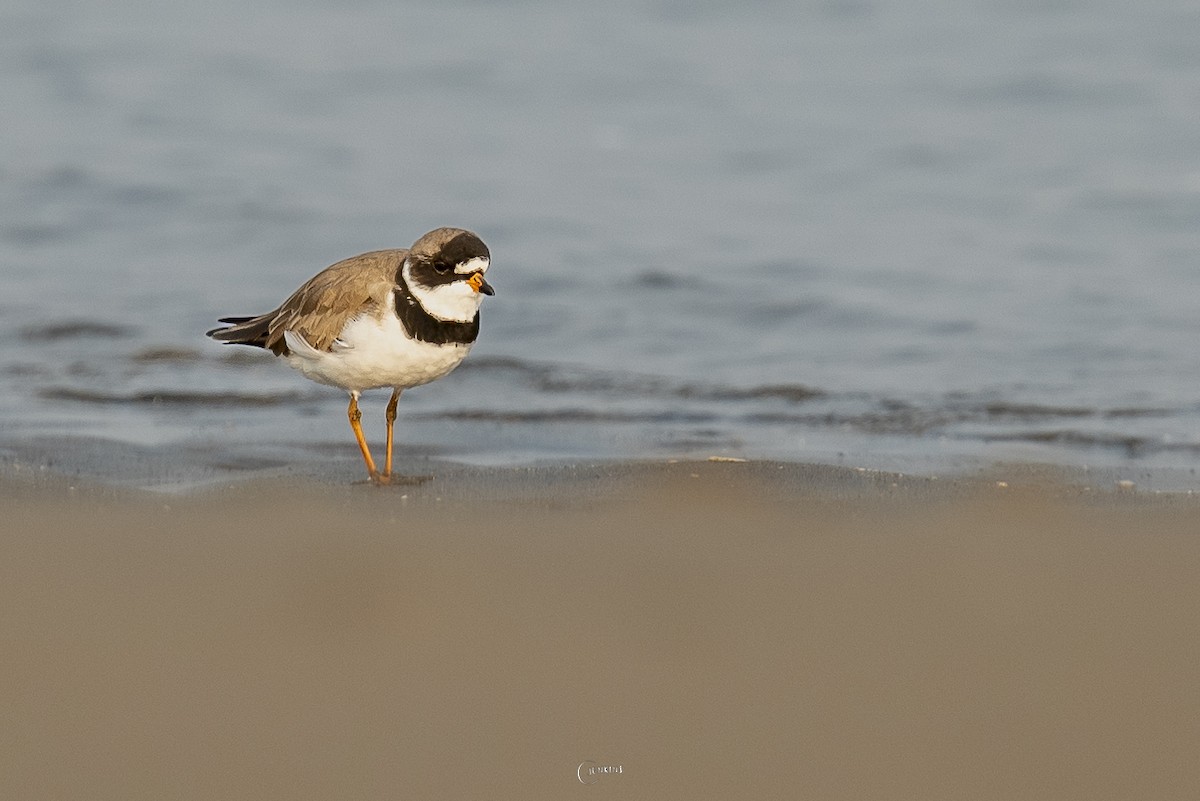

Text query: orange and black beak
(467, 272), (495, 295)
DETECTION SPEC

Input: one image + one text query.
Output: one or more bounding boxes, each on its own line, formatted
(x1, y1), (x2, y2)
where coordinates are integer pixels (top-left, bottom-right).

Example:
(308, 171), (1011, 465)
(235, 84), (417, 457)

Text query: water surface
(3, 0), (1200, 480)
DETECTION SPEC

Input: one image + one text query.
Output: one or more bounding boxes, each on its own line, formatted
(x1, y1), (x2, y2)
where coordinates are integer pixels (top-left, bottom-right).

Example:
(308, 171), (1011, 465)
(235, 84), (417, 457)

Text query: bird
(206, 227), (494, 484)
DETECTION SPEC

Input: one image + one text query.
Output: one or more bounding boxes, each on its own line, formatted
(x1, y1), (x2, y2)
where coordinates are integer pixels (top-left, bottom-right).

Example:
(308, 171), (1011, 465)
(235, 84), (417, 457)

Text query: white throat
(402, 258), (486, 322)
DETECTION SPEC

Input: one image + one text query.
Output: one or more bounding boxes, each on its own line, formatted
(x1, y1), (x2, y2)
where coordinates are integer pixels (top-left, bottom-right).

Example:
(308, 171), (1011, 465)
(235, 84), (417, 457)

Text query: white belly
(284, 311), (471, 393)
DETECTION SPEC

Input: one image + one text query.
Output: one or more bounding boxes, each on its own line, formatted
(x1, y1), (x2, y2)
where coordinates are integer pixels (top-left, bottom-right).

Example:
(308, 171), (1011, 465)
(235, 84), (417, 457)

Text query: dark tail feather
(206, 314), (277, 351)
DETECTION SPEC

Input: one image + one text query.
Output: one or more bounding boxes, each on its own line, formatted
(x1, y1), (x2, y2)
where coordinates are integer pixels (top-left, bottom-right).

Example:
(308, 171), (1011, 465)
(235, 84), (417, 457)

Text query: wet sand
(2, 459), (1199, 800)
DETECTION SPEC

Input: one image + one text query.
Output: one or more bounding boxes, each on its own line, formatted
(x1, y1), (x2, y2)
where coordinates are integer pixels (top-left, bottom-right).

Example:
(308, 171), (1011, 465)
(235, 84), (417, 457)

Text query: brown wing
(263, 249), (406, 354)
(206, 249), (407, 355)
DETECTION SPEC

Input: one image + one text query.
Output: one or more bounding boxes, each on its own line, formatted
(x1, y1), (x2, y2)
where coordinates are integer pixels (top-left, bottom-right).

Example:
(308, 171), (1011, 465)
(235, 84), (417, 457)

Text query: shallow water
(4, 0), (1200, 477)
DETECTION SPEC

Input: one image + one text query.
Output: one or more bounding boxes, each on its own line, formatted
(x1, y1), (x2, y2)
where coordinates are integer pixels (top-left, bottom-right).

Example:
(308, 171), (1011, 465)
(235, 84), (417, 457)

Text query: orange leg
(347, 393), (381, 482)
(383, 387), (402, 478)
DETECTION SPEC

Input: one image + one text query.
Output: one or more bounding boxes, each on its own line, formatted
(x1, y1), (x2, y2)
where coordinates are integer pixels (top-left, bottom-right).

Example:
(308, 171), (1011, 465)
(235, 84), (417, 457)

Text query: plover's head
(401, 227), (494, 322)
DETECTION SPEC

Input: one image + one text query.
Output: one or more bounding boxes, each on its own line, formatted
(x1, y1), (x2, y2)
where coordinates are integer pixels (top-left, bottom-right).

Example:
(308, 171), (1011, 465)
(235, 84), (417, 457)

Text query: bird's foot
(367, 471), (433, 487)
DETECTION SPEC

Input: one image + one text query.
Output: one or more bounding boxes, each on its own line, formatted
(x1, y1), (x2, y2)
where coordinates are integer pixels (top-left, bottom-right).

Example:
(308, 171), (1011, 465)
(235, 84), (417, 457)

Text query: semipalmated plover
(207, 227), (494, 484)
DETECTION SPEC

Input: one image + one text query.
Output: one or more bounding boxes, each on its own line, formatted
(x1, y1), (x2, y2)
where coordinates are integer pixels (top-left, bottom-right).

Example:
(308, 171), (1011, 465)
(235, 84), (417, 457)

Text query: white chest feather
(283, 310), (470, 393)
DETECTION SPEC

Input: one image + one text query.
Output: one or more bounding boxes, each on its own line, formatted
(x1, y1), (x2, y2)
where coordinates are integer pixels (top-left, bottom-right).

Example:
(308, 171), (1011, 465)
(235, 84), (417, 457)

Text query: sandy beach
(2, 458), (1198, 800)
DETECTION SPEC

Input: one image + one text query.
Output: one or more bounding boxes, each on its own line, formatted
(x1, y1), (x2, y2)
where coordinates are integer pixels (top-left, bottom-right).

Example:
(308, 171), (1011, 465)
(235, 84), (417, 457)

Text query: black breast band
(393, 285), (480, 345)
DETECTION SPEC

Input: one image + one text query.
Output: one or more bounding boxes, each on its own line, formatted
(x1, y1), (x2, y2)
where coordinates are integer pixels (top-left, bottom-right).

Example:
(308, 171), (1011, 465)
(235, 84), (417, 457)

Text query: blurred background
(3, 0), (1200, 477)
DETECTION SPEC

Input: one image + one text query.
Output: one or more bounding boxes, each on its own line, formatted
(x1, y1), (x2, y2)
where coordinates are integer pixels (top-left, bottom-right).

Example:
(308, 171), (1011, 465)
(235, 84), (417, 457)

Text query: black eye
(433, 262), (450, 275)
